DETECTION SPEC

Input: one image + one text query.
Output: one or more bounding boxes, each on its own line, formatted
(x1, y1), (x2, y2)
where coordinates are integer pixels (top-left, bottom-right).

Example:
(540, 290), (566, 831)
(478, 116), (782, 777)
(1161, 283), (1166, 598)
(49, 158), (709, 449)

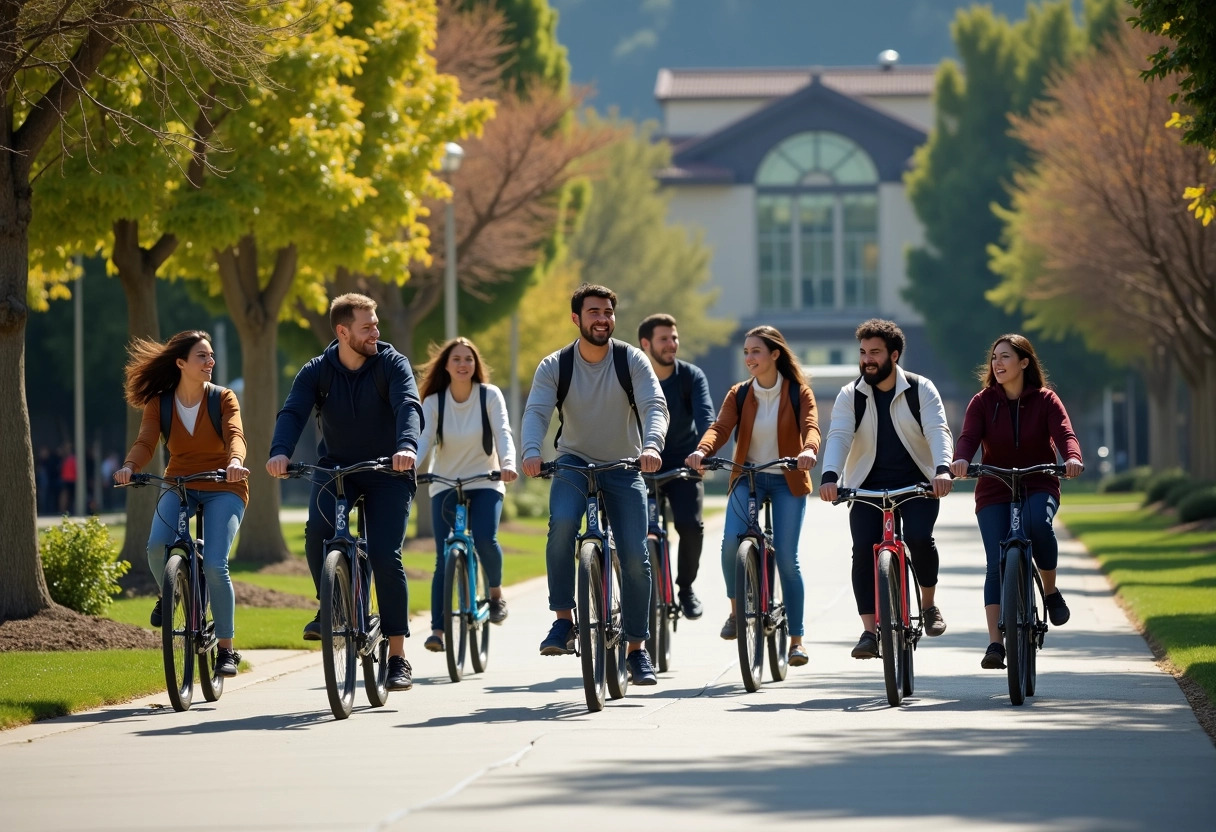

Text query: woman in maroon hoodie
(949, 334), (1083, 670)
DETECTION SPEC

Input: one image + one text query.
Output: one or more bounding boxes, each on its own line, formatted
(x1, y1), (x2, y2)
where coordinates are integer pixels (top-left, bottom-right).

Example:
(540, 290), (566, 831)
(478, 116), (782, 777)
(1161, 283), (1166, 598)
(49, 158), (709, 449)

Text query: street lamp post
(440, 142), (464, 341)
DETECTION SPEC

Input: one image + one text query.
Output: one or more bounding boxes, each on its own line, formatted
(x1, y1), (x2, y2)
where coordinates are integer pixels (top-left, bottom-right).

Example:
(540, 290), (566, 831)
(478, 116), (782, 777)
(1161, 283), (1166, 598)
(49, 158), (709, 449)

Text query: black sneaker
(539, 619), (576, 656)
(626, 649), (658, 685)
(302, 612), (321, 642)
(678, 590), (703, 620)
(488, 597), (509, 624)
(981, 642), (1006, 670)
(149, 598), (163, 628)
(851, 631), (879, 659)
(1045, 590), (1071, 626)
(923, 606), (947, 637)
(215, 648), (241, 677)
(719, 614), (737, 640)
(386, 656), (413, 691)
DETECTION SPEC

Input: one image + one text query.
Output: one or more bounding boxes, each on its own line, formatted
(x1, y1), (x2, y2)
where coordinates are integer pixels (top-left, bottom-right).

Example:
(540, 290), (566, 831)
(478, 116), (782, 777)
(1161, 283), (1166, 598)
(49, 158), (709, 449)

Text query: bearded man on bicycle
(521, 284), (669, 685)
(267, 293), (422, 692)
(818, 319), (954, 660)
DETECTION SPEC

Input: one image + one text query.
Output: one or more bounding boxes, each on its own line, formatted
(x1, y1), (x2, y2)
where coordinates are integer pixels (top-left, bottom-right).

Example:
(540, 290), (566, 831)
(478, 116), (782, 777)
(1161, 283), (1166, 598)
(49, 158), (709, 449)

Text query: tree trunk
(218, 237), (297, 564)
(0, 157), (52, 619)
(1142, 352), (1181, 473)
(1190, 359), (1216, 481)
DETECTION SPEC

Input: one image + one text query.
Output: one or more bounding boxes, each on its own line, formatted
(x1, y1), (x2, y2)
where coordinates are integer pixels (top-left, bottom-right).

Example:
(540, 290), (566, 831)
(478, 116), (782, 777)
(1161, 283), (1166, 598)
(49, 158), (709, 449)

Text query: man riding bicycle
(818, 319), (954, 660)
(521, 284), (669, 685)
(267, 293), (422, 692)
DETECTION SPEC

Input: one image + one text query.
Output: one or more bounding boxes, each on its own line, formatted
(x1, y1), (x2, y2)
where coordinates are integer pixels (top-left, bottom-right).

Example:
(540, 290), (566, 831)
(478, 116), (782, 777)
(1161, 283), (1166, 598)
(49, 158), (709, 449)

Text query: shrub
(506, 476), (550, 519)
(1144, 469), (1189, 505)
(1166, 479), (1214, 508)
(1099, 466), (1153, 493)
(39, 517), (130, 615)
(1178, 486), (1216, 523)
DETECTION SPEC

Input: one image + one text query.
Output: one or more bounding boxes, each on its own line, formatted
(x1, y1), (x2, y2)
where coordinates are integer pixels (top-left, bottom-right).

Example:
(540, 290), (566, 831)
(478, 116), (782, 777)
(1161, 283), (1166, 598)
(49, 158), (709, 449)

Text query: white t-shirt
(175, 397), (200, 436)
(745, 378), (782, 465)
(416, 383), (517, 495)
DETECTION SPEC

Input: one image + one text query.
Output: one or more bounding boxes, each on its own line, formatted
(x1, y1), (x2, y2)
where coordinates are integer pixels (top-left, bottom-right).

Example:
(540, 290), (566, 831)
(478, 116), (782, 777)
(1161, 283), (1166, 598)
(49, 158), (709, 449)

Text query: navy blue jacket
(270, 341), (422, 465)
(659, 359), (715, 471)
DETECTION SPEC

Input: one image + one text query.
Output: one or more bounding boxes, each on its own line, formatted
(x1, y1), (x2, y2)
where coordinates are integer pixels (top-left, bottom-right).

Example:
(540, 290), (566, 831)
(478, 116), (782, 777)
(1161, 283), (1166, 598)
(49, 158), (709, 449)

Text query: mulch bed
(0, 605), (160, 652)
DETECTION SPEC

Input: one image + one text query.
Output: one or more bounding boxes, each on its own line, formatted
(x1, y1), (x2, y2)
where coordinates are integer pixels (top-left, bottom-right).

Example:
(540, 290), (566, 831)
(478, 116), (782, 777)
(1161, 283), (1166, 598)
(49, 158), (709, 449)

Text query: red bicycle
(834, 484), (933, 706)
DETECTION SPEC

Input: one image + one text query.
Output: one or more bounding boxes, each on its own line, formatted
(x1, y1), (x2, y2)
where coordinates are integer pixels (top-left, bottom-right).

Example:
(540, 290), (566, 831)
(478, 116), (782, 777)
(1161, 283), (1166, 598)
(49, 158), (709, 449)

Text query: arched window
(756, 132), (879, 312)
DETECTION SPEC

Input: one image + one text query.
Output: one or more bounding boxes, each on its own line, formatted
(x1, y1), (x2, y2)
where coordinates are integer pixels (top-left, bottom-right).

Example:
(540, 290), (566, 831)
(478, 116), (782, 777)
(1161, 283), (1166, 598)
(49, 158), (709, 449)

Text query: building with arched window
(656, 64), (961, 417)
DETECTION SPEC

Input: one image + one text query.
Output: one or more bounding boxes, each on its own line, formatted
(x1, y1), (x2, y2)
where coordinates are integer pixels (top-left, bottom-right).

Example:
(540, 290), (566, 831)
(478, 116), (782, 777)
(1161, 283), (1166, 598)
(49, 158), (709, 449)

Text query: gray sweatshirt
(522, 339), (669, 464)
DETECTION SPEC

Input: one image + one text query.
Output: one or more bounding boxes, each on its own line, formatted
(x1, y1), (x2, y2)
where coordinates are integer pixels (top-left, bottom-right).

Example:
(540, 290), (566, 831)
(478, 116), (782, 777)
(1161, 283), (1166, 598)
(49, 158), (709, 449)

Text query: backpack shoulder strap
(553, 343), (577, 449)
(372, 356), (389, 405)
(903, 372), (923, 430)
(437, 390), (446, 447)
(315, 359), (334, 411)
(480, 384), (492, 456)
(853, 377), (867, 432)
(612, 340), (642, 439)
(159, 390), (173, 448)
(733, 382), (750, 442)
(206, 384), (225, 441)
(786, 378), (801, 423)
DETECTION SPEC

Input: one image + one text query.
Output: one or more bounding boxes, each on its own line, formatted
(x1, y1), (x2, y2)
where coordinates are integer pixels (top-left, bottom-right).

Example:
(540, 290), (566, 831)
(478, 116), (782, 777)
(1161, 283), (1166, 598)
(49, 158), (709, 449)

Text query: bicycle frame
(417, 471), (503, 628)
(643, 468), (695, 612)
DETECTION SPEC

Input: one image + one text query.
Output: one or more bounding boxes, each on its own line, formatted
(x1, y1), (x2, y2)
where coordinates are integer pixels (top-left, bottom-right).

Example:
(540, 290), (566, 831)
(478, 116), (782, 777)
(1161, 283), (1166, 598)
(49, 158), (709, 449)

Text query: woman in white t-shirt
(415, 338), (518, 652)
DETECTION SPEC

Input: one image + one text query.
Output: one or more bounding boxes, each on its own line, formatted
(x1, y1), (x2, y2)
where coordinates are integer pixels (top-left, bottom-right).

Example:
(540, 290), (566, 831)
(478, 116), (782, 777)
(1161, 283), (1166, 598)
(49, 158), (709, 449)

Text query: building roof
(655, 66), (938, 101)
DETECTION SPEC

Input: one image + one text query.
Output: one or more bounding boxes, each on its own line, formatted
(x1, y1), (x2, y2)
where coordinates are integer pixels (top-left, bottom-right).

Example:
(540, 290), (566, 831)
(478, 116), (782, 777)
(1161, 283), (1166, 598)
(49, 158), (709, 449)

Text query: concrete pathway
(4, 495), (1214, 831)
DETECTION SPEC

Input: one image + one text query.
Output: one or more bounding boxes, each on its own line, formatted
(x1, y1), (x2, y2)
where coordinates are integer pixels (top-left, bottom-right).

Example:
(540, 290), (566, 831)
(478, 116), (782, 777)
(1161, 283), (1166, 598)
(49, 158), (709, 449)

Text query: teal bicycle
(416, 471), (501, 682)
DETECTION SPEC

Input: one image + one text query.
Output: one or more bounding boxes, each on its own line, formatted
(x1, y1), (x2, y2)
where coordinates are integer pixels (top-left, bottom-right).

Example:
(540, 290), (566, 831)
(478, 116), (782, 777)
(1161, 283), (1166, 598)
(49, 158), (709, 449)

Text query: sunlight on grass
(0, 650), (162, 730)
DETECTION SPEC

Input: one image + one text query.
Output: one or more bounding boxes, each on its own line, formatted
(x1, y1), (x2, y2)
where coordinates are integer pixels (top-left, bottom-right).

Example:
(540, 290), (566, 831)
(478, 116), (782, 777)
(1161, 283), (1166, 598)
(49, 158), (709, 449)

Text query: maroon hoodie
(953, 385), (1082, 512)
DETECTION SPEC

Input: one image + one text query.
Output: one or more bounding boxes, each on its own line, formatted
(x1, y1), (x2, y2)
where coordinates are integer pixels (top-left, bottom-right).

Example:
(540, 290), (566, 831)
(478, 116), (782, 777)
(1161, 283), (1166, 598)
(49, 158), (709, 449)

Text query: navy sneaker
(1045, 590), (1071, 626)
(488, 597), (509, 624)
(215, 648), (240, 677)
(678, 590), (703, 620)
(386, 656), (413, 691)
(981, 642), (1006, 670)
(302, 612), (321, 642)
(626, 649), (658, 685)
(539, 619), (576, 656)
(720, 614), (737, 640)
(149, 598), (163, 628)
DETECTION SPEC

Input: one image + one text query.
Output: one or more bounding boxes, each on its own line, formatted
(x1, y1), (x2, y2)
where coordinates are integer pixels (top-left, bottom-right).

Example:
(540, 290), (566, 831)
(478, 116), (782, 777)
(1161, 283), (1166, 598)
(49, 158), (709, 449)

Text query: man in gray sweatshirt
(521, 284), (670, 685)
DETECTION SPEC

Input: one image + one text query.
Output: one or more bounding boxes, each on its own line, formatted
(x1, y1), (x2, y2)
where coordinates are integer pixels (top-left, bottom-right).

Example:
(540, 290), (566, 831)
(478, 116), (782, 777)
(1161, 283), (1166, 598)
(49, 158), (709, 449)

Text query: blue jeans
(146, 488), (245, 640)
(720, 472), (807, 637)
(977, 492), (1059, 606)
(545, 454), (652, 643)
(430, 488), (504, 632)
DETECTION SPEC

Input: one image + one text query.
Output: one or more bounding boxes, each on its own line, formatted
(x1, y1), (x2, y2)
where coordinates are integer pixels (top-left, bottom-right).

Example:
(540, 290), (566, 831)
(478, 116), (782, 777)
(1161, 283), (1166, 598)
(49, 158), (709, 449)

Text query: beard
(646, 345), (675, 367)
(347, 334), (378, 358)
(860, 356), (894, 386)
(579, 319), (613, 347)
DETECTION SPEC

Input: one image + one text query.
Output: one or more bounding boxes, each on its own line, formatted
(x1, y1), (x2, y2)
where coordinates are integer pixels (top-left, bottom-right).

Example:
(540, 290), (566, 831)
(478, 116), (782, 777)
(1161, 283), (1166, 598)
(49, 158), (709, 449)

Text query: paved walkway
(4, 496), (1214, 831)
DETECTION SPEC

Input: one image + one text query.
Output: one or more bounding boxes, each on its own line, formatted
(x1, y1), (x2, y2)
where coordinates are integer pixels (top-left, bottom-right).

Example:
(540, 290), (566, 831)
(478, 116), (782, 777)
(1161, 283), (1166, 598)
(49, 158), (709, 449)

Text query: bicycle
(286, 458), (409, 720)
(539, 457), (641, 712)
(833, 483), (934, 707)
(964, 462), (1070, 706)
(641, 467), (698, 673)
(702, 456), (797, 693)
(415, 470), (502, 683)
(116, 470), (229, 712)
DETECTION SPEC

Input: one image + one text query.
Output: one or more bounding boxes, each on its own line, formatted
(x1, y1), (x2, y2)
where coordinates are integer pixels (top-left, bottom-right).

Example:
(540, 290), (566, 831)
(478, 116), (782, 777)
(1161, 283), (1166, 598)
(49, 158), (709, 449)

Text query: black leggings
(849, 497), (941, 616)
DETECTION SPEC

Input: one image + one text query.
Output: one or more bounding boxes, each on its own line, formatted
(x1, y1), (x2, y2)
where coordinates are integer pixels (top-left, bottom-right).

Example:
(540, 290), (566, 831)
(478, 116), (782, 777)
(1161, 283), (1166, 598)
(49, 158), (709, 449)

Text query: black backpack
(437, 384), (493, 456)
(553, 340), (641, 448)
(853, 372), (922, 431)
(733, 378), (802, 442)
(159, 384), (225, 465)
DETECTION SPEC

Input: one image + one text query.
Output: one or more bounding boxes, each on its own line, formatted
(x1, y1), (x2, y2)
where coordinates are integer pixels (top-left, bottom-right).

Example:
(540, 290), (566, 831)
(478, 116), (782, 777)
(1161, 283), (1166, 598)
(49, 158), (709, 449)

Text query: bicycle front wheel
(766, 546), (789, 682)
(735, 539), (764, 692)
(877, 547), (904, 707)
(161, 552), (195, 712)
(443, 545), (471, 682)
(196, 554), (224, 703)
(902, 572), (919, 698)
(605, 550), (629, 700)
(469, 550), (491, 674)
(1002, 544), (1029, 706)
(577, 541), (607, 712)
(320, 550), (357, 720)
(645, 538), (671, 673)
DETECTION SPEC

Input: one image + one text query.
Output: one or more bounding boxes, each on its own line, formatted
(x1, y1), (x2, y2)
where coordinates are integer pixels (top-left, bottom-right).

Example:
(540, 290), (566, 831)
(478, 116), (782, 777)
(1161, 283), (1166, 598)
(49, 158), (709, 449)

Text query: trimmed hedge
(1144, 469), (1190, 505)
(1178, 486), (1216, 523)
(1099, 466), (1153, 493)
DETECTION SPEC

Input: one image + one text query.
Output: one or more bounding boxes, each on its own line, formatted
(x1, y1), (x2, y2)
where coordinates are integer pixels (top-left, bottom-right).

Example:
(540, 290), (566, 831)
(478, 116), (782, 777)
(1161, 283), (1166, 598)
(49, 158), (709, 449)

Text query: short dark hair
(855, 318), (906, 362)
(330, 293), (377, 333)
(570, 283), (617, 316)
(638, 313), (677, 344)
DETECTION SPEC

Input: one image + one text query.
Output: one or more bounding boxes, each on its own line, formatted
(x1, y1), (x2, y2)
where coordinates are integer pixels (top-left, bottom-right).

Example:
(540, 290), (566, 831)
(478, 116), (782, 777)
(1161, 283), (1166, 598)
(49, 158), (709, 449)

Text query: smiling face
(991, 340), (1029, 389)
(858, 336), (897, 386)
(574, 295), (615, 346)
(339, 308), (380, 358)
(743, 335), (779, 384)
(445, 344), (477, 385)
(176, 339), (215, 385)
(643, 325), (679, 367)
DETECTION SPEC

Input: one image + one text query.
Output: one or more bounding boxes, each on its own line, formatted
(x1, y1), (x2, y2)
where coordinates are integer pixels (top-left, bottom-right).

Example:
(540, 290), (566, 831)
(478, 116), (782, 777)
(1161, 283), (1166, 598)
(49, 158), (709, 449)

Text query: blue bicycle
(416, 471), (501, 682)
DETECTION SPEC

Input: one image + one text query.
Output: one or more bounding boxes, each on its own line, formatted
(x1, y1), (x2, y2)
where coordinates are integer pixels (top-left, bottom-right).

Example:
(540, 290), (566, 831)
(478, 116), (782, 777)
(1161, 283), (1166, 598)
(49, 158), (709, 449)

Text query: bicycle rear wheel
(320, 550), (357, 720)
(605, 550), (629, 700)
(766, 546), (789, 682)
(877, 547), (904, 707)
(735, 539), (764, 692)
(645, 538), (672, 673)
(469, 550), (491, 675)
(443, 546), (470, 682)
(161, 552), (195, 712)
(362, 632), (390, 707)
(1002, 545), (1029, 706)
(577, 541), (607, 712)
(902, 573), (919, 698)
(196, 555), (223, 703)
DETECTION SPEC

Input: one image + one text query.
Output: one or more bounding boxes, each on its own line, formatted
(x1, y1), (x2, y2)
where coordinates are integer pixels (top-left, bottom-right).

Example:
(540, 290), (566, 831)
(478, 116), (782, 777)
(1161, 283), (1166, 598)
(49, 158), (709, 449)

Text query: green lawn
(1058, 494), (1216, 706)
(0, 650), (162, 730)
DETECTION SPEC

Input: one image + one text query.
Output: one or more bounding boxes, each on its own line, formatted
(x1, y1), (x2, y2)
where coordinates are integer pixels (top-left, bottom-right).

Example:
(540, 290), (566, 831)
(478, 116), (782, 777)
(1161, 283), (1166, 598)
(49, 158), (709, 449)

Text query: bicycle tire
(1003, 544), (1029, 706)
(735, 539), (764, 692)
(320, 550), (357, 719)
(766, 546), (789, 682)
(469, 549), (491, 675)
(161, 552), (194, 712)
(362, 633), (390, 707)
(645, 538), (671, 673)
(443, 546), (470, 682)
(1027, 566), (1042, 697)
(196, 555), (224, 703)
(902, 565), (919, 698)
(877, 547), (904, 706)
(577, 541), (606, 712)
(605, 549), (629, 700)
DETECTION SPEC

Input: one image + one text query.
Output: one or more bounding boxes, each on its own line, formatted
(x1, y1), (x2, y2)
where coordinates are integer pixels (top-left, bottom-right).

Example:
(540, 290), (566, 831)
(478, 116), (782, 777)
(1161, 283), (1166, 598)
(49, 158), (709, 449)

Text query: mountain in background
(553, 0), (1044, 119)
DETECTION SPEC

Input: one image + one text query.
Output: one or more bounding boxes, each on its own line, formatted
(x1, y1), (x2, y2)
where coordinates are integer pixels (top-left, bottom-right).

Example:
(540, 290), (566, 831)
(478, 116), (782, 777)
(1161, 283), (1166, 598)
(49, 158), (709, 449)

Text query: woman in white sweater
(415, 338), (518, 652)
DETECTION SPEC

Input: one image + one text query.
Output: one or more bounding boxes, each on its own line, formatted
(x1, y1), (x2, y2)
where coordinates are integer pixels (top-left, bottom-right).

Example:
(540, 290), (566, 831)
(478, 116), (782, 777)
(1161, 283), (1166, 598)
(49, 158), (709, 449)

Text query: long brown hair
(978, 333), (1051, 390)
(418, 337), (491, 401)
(123, 330), (212, 408)
(745, 325), (809, 387)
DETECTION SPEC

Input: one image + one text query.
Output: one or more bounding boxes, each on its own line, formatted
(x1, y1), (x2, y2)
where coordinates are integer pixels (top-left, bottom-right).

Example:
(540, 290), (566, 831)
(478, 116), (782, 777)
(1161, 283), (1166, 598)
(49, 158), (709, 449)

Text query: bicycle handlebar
(963, 462), (1075, 479)
(642, 467), (701, 487)
(538, 458), (640, 478)
(832, 483), (934, 507)
(416, 470), (502, 487)
(702, 456), (798, 474)
(286, 458), (411, 479)
(115, 470), (227, 488)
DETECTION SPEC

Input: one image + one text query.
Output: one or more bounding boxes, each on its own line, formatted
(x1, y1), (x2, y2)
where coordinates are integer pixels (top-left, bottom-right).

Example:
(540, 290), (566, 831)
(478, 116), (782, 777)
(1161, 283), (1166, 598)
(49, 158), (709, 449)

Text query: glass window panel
(841, 193), (878, 309)
(757, 195), (793, 310)
(798, 195), (833, 310)
(756, 154), (802, 186)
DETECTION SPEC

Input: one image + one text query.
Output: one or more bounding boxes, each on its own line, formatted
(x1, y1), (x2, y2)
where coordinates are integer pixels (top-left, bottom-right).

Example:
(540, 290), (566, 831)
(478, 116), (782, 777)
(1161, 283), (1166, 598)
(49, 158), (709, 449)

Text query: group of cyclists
(114, 283), (1083, 694)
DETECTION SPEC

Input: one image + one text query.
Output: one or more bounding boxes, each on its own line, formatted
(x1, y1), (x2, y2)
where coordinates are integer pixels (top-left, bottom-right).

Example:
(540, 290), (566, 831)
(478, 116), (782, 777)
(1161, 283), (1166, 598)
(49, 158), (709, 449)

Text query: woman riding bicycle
(415, 337), (518, 653)
(113, 330), (249, 677)
(686, 326), (819, 667)
(949, 334), (1083, 669)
